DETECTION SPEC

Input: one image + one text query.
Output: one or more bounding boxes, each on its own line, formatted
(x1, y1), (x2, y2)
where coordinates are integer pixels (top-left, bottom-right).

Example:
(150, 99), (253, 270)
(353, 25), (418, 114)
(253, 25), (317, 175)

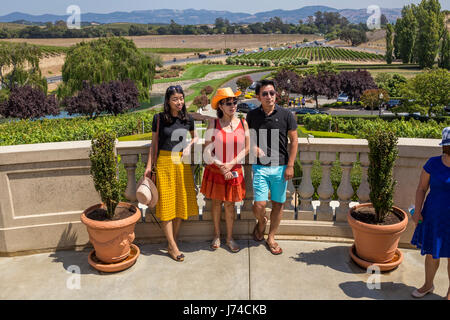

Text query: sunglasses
(221, 100), (238, 106)
(261, 90), (276, 97)
(168, 85), (183, 91)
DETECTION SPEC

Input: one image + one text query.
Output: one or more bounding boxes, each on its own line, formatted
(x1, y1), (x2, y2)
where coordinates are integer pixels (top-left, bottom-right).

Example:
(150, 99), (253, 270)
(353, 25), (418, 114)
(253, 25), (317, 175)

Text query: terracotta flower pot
(347, 203), (408, 264)
(81, 202), (141, 264)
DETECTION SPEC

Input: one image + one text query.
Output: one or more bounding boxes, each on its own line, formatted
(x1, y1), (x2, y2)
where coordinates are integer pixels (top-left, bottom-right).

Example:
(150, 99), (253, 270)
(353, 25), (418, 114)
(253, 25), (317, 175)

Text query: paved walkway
(0, 239), (448, 300)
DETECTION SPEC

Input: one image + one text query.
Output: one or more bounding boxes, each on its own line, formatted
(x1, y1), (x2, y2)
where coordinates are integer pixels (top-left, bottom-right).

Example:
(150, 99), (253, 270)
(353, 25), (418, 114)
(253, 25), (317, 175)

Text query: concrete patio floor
(0, 239), (448, 300)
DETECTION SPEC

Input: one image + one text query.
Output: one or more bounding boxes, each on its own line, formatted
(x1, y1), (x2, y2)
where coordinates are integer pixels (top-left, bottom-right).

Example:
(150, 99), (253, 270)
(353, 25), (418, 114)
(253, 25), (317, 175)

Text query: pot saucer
(349, 244), (403, 272)
(88, 243), (140, 273)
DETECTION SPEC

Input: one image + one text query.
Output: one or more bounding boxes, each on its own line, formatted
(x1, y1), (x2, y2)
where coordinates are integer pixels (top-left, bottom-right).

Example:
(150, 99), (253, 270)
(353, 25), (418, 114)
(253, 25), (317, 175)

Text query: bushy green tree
(415, 0), (445, 68)
(58, 37), (156, 101)
(374, 73), (407, 97)
(400, 68), (450, 116)
(438, 28), (450, 70)
(0, 42), (47, 93)
(394, 5), (418, 63)
(89, 130), (125, 219)
(366, 127), (398, 224)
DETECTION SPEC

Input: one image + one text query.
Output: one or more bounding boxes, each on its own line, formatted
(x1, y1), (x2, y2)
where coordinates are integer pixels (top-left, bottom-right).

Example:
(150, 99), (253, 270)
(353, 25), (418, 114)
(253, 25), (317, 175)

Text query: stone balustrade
(0, 138), (441, 255)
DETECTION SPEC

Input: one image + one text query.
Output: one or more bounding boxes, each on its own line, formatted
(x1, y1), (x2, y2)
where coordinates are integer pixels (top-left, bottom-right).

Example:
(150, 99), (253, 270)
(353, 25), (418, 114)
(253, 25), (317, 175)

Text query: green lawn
(154, 64), (260, 84)
(297, 125), (357, 139)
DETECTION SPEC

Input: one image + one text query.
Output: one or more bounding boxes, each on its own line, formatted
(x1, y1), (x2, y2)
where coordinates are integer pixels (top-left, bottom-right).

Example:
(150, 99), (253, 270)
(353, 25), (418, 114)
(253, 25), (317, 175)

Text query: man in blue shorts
(246, 79), (298, 255)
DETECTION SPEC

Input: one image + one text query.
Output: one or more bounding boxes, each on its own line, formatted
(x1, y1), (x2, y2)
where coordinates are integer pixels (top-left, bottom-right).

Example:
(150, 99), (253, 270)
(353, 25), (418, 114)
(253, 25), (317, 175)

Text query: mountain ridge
(0, 6), (402, 25)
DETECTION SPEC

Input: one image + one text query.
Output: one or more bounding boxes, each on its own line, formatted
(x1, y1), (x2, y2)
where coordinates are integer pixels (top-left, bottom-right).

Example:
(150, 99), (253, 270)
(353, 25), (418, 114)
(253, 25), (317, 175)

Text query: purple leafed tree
(1, 85), (59, 119)
(63, 80), (139, 118)
(300, 72), (340, 108)
(274, 69), (302, 94)
(338, 70), (377, 104)
(63, 81), (99, 118)
(94, 80), (139, 116)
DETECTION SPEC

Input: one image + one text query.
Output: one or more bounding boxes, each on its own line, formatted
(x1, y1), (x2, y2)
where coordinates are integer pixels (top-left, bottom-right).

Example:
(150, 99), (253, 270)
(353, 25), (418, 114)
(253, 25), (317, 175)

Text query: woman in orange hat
(201, 87), (250, 252)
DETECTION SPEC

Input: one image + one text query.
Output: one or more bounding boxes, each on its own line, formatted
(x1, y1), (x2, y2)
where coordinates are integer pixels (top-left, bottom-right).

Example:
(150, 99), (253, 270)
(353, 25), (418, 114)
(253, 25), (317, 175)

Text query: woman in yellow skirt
(144, 85), (199, 262)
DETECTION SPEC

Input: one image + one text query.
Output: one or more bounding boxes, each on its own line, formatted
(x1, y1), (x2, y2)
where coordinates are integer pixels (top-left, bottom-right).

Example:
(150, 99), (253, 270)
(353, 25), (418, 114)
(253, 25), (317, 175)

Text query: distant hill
(0, 6), (402, 25)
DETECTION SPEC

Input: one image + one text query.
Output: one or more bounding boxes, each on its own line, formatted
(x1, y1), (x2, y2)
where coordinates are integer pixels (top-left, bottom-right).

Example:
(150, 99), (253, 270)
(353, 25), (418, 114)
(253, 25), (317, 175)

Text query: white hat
(440, 127), (450, 146)
(136, 177), (158, 208)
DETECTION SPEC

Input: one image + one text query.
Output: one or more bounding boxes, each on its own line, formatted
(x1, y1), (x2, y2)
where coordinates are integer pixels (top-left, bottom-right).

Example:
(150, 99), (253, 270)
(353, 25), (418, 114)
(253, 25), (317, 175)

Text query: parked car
(225, 51), (233, 56)
(237, 49), (245, 54)
(199, 54), (207, 59)
(259, 47), (263, 51)
(386, 99), (401, 109)
(268, 47), (274, 51)
(337, 93), (349, 102)
(444, 105), (450, 115)
(237, 102), (258, 113)
(291, 107), (327, 115)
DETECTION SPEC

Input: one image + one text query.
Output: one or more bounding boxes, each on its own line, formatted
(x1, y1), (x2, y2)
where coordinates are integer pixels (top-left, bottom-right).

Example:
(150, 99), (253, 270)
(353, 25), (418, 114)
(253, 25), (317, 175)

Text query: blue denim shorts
(252, 165), (287, 204)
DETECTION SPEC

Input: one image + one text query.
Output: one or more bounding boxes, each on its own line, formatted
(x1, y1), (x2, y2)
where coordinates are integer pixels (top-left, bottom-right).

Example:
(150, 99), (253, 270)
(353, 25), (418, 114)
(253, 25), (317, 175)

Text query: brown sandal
(265, 240), (283, 255)
(252, 216), (267, 242)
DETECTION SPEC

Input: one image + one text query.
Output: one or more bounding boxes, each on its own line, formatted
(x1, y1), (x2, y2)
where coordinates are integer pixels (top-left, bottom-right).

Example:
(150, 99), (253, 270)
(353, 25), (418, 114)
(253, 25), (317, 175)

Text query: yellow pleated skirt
(155, 150), (199, 221)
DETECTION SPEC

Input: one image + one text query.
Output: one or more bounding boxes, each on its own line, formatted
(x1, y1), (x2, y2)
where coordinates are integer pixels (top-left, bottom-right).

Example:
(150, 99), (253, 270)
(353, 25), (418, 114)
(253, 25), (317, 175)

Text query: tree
(338, 70), (377, 104)
(1, 86), (59, 119)
(360, 88), (389, 115)
(193, 94), (208, 109)
(236, 75), (253, 92)
(63, 81), (98, 118)
(367, 127), (398, 224)
(395, 5), (417, 63)
(415, 0), (445, 68)
(385, 24), (394, 64)
(339, 27), (368, 46)
(400, 68), (450, 116)
(0, 42), (47, 93)
(438, 28), (450, 70)
(58, 37), (157, 101)
(374, 73), (407, 97)
(300, 72), (340, 108)
(274, 69), (301, 94)
(63, 80), (139, 118)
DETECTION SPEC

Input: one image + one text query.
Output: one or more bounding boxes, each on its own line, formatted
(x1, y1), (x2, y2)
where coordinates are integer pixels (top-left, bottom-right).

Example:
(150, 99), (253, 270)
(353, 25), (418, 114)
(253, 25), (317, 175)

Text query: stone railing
(0, 138), (441, 255)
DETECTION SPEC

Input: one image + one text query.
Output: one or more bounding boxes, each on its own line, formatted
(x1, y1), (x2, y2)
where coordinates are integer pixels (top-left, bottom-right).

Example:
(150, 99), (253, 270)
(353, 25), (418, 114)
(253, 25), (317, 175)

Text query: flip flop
(252, 216), (267, 242)
(265, 240), (283, 255)
(226, 239), (240, 253)
(211, 237), (221, 250)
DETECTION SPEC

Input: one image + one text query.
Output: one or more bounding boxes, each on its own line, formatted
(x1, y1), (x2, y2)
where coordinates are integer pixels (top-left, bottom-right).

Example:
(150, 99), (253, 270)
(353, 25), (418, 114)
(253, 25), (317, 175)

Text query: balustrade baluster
(336, 153), (357, 221)
(316, 152), (335, 221)
(298, 151), (315, 220)
(357, 152), (370, 203)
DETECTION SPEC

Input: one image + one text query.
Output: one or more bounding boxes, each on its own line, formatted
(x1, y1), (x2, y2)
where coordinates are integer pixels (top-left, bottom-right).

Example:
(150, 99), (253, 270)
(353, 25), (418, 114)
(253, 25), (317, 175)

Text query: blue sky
(1, 0), (447, 15)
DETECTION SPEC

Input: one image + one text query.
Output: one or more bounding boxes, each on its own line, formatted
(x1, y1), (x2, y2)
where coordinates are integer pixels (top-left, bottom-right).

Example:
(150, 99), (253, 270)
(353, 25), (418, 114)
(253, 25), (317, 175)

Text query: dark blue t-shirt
(246, 105), (297, 166)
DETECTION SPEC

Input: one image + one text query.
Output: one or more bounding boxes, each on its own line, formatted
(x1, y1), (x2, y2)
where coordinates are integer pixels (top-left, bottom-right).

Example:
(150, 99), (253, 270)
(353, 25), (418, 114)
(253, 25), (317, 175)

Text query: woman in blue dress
(411, 127), (450, 299)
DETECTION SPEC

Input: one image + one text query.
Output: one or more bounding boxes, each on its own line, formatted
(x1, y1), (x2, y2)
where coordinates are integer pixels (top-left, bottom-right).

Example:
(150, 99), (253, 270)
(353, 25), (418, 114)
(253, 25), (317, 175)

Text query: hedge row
(301, 114), (449, 139)
(0, 110), (158, 146)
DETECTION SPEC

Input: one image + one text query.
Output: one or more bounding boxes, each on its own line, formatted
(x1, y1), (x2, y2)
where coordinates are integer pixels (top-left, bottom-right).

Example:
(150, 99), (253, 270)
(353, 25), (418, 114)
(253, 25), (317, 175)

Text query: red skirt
(200, 164), (246, 202)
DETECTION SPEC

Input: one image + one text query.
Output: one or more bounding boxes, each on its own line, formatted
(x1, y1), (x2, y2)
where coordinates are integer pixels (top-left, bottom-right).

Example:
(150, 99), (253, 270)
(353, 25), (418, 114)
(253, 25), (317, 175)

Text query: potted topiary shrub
(347, 127), (408, 271)
(80, 130), (141, 273)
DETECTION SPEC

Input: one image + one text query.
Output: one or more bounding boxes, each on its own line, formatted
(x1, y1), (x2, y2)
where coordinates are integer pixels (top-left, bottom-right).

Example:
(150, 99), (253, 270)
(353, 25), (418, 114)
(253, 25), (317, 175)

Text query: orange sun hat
(211, 87), (242, 110)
